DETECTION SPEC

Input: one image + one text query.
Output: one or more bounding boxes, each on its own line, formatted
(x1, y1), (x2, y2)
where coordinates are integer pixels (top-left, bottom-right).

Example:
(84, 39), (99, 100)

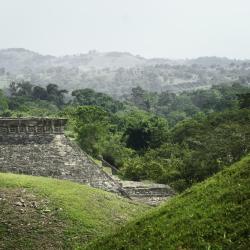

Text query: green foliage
(2, 80), (250, 194)
(8, 99), (59, 117)
(32, 85), (48, 100)
(8, 81), (68, 109)
(85, 155), (250, 250)
(8, 81), (33, 97)
(119, 156), (147, 181)
(72, 88), (124, 113)
(169, 109), (250, 190)
(120, 143), (190, 189)
(73, 106), (111, 157)
(69, 89), (250, 193)
(101, 134), (135, 168)
(128, 83), (250, 126)
(1, 79), (250, 249)
(238, 92), (250, 109)
(122, 111), (169, 152)
(0, 89), (8, 112)
(130, 86), (158, 111)
(119, 109), (250, 191)
(46, 83), (68, 107)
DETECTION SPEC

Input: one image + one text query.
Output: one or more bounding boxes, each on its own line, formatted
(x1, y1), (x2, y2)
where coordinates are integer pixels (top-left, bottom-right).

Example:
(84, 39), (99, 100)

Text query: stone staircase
(0, 132), (124, 195)
(121, 181), (175, 206)
(105, 169), (175, 206)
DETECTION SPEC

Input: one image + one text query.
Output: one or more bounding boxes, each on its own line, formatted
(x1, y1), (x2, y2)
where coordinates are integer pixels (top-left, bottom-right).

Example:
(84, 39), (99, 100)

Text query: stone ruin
(0, 117), (174, 205)
(120, 181), (175, 206)
(0, 117), (124, 194)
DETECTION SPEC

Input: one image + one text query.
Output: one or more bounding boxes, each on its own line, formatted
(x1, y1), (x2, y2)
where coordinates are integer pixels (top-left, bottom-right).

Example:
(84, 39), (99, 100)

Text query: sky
(0, 0), (250, 59)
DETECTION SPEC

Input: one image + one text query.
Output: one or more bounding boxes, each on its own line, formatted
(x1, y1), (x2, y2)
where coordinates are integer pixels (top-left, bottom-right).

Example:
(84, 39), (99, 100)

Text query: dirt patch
(0, 188), (67, 250)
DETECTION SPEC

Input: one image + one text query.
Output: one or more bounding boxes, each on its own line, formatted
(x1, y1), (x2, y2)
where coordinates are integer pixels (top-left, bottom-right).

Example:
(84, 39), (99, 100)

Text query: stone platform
(0, 118), (124, 195)
(114, 179), (175, 206)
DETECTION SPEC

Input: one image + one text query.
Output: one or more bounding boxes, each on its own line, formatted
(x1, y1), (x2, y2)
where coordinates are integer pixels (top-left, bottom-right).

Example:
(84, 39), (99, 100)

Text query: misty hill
(0, 48), (148, 73)
(0, 48), (250, 97)
(187, 56), (237, 67)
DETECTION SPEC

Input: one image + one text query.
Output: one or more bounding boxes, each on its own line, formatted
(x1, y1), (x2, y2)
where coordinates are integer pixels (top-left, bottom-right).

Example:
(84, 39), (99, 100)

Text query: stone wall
(120, 181), (175, 206)
(0, 118), (124, 195)
(0, 117), (67, 135)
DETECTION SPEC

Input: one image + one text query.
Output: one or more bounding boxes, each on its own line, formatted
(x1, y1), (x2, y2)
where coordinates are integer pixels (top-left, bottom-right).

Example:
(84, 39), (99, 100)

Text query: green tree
(72, 88), (123, 113)
(237, 92), (250, 108)
(0, 89), (8, 112)
(32, 86), (48, 100)
(46, 83), (68, 107)
(73, 106), (111, 157)
(123, 112), (169, 152)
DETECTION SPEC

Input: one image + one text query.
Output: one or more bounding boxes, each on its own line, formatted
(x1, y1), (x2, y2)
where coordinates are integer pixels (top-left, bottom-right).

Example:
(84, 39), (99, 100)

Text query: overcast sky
(0, 0), (250, 59)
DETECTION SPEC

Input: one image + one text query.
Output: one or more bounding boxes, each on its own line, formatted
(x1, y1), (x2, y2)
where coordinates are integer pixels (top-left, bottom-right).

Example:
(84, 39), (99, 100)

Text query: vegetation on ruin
(0, 173), (148, 249)
(84, 155), (250, 250)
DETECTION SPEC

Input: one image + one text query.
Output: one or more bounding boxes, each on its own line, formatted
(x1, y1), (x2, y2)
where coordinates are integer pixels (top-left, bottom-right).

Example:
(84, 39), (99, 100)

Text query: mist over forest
(1, 48), (250, 97)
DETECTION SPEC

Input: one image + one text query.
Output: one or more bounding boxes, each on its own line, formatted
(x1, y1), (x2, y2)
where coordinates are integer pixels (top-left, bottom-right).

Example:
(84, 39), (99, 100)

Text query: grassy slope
(0, 174), (148, 249)
(85, 155), (250, 250)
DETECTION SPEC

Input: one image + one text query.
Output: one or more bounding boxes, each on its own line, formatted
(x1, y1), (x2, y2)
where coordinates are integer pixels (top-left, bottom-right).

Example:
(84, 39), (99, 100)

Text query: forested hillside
(0, 49), (250, 96)
(85, 155), (250, 250)
(1, 0), (250, 249)
(0, 60), (250, 250)
(0, 80), (249, 193)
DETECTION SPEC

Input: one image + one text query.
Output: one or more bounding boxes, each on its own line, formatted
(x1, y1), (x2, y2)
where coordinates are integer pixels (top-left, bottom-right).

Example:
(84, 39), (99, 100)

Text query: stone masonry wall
(0, 118), (124, 195)
(119, 181), (175, 206)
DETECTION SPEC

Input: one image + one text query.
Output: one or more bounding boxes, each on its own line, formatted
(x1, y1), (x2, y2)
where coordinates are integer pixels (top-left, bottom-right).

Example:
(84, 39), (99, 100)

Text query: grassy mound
(0, 173), (148, 249)
(85, 155), (250, 250)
